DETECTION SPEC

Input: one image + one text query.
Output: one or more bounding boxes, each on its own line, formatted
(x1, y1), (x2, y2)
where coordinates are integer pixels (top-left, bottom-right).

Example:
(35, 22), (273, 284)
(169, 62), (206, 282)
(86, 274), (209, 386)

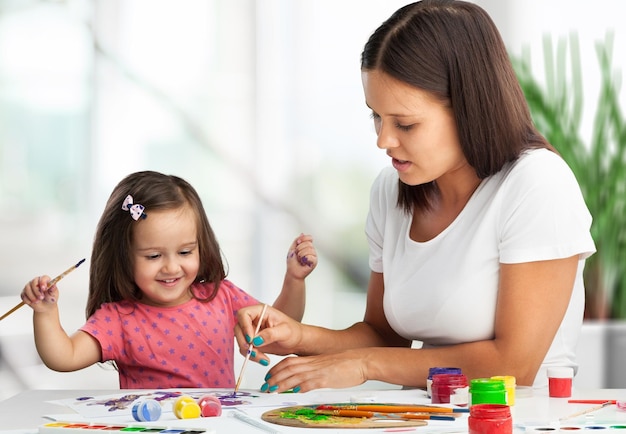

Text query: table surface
(1, 387), (626, 433)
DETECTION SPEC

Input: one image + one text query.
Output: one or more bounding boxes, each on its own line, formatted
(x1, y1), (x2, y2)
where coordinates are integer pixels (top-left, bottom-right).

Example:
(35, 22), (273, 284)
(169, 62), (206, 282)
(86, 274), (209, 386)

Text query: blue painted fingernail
(250, 351), (256, 358)
(269, 385), (279, 392)
(245, 334), (251, 344)
(252, 336), (264, 346)
(293, 386), (301, 393)
(260, 382), (269, 392)
(259, 359), (269, 366)
(264, 372), (272, 381)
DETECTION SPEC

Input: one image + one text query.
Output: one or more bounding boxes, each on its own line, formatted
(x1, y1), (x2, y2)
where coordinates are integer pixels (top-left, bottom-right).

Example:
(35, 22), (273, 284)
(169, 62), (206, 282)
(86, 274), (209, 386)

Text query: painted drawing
(54, 389), (259, 419)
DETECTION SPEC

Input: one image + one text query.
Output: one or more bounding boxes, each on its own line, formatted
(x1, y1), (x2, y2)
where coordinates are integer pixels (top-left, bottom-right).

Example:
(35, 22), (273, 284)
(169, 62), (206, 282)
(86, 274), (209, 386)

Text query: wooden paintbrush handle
(0, 301), (25, 321)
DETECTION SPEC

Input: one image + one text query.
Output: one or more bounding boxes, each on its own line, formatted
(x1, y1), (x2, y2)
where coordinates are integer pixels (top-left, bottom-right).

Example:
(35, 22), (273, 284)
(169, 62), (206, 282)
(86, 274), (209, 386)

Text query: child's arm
(21, 275), (102, 372)
(272, 234), (317, 321)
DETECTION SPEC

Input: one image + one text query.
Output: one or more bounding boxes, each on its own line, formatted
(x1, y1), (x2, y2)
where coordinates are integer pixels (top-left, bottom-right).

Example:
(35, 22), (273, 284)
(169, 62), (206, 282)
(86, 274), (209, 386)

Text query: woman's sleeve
(499, 151), (596, 264)
(365, 169), (393, 273)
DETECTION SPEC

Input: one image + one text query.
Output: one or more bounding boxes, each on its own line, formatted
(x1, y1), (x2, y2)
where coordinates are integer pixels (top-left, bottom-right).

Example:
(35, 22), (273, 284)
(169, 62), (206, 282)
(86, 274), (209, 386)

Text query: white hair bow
(121, 194), (146, 220)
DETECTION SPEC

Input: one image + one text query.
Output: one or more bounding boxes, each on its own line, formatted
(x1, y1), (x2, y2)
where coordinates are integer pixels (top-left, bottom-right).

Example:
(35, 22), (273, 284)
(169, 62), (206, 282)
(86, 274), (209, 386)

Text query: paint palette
(261, 404), (429, 429)
(39, 422), (216, 434)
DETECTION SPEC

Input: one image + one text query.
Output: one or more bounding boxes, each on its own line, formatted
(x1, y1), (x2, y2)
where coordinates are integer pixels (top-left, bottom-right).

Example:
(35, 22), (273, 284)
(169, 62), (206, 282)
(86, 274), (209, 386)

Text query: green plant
(512, 34), (626, 319)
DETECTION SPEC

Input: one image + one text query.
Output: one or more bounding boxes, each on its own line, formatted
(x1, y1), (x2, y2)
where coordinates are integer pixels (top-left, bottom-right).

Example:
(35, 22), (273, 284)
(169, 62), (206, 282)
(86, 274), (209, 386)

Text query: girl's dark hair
(86, 171), (225, 318)
(361, 0), (554, 212)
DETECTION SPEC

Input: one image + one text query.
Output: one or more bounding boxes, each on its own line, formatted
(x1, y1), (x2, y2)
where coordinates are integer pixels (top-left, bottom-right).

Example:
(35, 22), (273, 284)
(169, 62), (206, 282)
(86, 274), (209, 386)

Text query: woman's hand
(21, 275), (59, 313)
(235, 304), (305, 364)
(259, 349), (368, 393)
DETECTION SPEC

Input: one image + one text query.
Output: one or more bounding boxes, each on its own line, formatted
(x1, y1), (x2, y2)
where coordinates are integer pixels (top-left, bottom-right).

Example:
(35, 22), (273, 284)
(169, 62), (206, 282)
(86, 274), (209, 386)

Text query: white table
(1, 387), (626, 433)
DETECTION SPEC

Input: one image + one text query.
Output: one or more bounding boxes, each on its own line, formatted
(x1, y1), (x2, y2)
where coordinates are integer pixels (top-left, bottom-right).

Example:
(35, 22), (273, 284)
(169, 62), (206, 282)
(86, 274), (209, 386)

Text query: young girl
(20, 171), (317, 389)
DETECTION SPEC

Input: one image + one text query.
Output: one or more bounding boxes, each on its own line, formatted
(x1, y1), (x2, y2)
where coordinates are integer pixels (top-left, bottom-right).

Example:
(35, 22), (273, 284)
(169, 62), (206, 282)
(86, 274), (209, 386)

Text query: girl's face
(131, 206), (200, 307)
(362, 70), (469, 186)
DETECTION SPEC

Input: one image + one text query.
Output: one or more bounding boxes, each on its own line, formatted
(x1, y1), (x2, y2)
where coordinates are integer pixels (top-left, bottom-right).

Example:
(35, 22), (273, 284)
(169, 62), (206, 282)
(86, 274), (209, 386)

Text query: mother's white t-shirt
(365, 148), (595, 387)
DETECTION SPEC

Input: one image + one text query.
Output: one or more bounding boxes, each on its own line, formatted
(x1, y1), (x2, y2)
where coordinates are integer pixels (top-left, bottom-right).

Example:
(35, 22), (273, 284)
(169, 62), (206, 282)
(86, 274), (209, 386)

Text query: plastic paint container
(491, 376), (516, 405)
(468, 403), (512, 434)
(198, 394), (222, 417)
(427, 367), (462, 398)
(516, 385), (534, 399)
(431, 373), (468, 404)
(547, 367), (574, 398)
(469, 378), (507, 406)
(131, 399), (162, 422)
(173, 395), (201, 419)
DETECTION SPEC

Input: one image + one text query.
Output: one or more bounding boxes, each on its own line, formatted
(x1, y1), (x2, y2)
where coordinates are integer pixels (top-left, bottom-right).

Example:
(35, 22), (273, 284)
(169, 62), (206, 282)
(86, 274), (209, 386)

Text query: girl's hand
(286, 234), (317, 279)
(259, 350), (368, 393)
(21, 275), (59, 313)
(235, 304), (304, 364)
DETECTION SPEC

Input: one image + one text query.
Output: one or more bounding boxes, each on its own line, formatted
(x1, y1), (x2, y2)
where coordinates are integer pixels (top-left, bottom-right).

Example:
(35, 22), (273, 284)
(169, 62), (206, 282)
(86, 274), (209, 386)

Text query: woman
(236, 0), (595, 392)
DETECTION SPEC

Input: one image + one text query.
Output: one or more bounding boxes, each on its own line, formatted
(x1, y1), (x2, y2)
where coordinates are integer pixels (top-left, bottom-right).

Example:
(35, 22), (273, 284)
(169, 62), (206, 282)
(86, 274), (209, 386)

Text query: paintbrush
(559, 401), (613, 421)
(314, 409), (456, 421)
(568, 399), (617, 404)
(0, 259), (86, 322)
(233, 303), (268, 395)
(317, 404), (469, 414)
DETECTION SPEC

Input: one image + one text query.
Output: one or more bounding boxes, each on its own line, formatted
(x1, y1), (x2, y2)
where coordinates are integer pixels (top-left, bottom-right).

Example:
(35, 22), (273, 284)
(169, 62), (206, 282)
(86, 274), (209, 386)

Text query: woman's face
(362, 70), (469, 186)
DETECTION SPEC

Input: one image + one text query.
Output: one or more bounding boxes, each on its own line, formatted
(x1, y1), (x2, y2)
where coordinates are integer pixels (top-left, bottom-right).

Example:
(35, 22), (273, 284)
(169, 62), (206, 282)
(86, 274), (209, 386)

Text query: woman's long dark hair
(361, 0), (553, 212)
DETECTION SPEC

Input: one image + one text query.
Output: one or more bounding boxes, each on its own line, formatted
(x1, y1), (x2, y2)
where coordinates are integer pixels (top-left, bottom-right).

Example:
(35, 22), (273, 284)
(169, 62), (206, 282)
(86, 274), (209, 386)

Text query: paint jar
(468, 403), (512, 434)
(547, 367), (573, 398)
(426, 367), (462, 398)
(173, 395), (201, 419)
(198, 394), (222, 417)
(517, 385), (534, 399)
(431, 373), (469, 405)
(491, 375), (516, 405)
(131, 399), (162, 422)
(469, 378), (507, 406)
